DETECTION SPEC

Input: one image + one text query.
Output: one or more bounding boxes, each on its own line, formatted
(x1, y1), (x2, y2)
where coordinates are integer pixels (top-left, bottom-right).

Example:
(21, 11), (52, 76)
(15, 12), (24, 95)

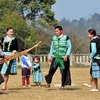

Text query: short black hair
(6, 27), (13, 32)
(33, 56), (40, 61)
(54, 25), (63, 31)
(88, 29), (96, 36)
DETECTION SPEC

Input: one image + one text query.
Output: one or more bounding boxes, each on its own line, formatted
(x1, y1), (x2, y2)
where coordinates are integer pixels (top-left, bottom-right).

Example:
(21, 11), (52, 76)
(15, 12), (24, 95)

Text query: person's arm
(66, 38), (72, 57)
(0, 38), (4, 48)
(32, 67), (34, 73)
(33, 63), (40, 68)
(89, 42), (97, 59)
(49, 41), (53, 57)
(0, 49), (4, 57)
(48, 41), (54, 62)
(13, 38), (18, 53)
(21, 56), (30, 67)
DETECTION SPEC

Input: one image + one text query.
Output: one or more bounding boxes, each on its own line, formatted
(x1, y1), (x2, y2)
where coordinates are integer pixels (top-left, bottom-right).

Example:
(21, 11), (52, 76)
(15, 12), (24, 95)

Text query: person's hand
(48, 56), (52, 62)
(63, 55), (69, 61)
(88, 58), (91, 63)
(29, 66), (32, 69)
(12, 51), (17, 54)
(4, 55), (9, 60)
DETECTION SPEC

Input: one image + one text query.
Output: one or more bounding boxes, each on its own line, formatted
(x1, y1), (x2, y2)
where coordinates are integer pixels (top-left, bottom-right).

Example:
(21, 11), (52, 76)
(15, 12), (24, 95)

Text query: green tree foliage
(17, 0), (58, 26)
(0, 0), (19, 16)
(0, 11), (29, 50)
(40, 0), (58, 26)
(0, 0), (57, 54)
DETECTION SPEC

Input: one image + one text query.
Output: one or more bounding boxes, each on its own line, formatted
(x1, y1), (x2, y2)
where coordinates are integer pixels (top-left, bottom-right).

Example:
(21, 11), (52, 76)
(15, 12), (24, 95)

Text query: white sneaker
(23, 86), (26, 88)
(84, 83), (91, 87)
(89, 89), (99, 92)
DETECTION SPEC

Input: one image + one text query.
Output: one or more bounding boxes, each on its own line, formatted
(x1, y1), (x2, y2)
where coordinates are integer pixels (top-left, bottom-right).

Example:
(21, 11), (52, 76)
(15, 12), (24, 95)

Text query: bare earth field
(0, 67), (100, 100)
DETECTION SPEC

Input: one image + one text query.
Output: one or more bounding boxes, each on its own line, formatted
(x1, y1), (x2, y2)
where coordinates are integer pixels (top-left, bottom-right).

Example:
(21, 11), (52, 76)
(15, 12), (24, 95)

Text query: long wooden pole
(3, 41), (42, 65)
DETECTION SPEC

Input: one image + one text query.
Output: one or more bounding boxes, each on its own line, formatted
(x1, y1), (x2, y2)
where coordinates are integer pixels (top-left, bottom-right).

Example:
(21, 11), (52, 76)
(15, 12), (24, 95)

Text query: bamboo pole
(3, 41), (41, 65)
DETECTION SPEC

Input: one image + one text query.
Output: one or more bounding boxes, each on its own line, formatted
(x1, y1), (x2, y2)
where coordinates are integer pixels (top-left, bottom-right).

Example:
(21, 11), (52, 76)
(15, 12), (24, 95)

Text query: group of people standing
(0, 27), (43, 94)
(21, 55), (43, 88)
(0, 25), (100, 94)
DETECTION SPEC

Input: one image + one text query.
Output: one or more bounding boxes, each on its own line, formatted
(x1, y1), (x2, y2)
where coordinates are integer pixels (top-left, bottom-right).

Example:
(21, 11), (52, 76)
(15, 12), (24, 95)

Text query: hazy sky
(52, 0), (100, 21)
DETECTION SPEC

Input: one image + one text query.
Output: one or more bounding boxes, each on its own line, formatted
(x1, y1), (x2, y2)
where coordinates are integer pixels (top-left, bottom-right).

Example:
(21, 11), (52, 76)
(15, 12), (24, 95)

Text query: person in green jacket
(45, 25), (72, 89)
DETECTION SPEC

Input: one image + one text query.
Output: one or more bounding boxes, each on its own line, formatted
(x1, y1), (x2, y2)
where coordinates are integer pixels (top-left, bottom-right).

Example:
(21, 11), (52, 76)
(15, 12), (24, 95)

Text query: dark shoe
(0, 91), (3, 94)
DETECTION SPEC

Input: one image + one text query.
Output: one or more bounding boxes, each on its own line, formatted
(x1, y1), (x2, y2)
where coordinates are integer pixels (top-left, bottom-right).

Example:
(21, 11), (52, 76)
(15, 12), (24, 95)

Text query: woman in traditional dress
(0, 27), (18, 91)
(88, 29), (100, 91)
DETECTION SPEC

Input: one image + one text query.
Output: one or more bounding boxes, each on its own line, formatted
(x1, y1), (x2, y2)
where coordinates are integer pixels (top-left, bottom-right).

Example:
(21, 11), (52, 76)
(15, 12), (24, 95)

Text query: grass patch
(0, 67), (100, 100)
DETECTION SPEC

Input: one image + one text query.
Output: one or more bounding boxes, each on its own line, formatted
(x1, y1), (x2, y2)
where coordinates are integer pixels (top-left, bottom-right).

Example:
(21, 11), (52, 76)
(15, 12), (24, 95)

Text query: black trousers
(0, 64), (4, 84)
(45, 58), (71, 87)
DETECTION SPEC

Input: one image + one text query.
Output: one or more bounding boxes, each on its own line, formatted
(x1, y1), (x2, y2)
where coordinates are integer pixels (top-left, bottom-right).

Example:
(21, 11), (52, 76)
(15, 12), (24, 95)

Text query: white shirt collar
(57, 34), (63, 39)
(91, 36), (97, 40)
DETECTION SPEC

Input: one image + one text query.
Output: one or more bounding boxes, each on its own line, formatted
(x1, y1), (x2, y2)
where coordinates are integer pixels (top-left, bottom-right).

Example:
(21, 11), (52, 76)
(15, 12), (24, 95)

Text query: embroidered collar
(3, 36), (15, 51)
(4, 36), (15, 42)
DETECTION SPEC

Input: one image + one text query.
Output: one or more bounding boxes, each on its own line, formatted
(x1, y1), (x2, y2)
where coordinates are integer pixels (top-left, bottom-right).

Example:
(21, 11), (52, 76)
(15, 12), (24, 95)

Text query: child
(32, 56), (43, 87)
(20, 54), (32, 87)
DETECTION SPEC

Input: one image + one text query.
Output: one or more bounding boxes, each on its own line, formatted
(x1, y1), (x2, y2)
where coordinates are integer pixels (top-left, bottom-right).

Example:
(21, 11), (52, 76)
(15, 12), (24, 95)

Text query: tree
(71, 19), (79, 27)
(69, 34), (89, 54)
(0, 0), (58, 54)
(78, 18), (86, 29)
(60, 18), (71, 27)
(17, 0), (58, 26)
(0, 0), (19, 18)
(0, 11), (30, 50)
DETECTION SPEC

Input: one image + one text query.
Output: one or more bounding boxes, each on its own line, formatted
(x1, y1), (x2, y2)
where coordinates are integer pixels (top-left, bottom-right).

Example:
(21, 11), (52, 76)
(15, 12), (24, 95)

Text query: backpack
(96, 35), (100, 54)
(97, 35), (100, 48)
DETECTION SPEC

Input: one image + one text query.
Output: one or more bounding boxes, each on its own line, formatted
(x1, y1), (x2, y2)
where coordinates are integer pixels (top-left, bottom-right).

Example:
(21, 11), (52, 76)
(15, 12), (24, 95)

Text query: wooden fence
(70, 54), (90, 66)
(16, 54), (90, 67)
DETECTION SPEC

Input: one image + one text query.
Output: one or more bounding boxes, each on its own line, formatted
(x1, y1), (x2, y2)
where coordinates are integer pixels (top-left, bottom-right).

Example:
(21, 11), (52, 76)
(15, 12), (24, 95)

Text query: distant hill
(59, 13), (100, 37)
(58, 13), (100, 54)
